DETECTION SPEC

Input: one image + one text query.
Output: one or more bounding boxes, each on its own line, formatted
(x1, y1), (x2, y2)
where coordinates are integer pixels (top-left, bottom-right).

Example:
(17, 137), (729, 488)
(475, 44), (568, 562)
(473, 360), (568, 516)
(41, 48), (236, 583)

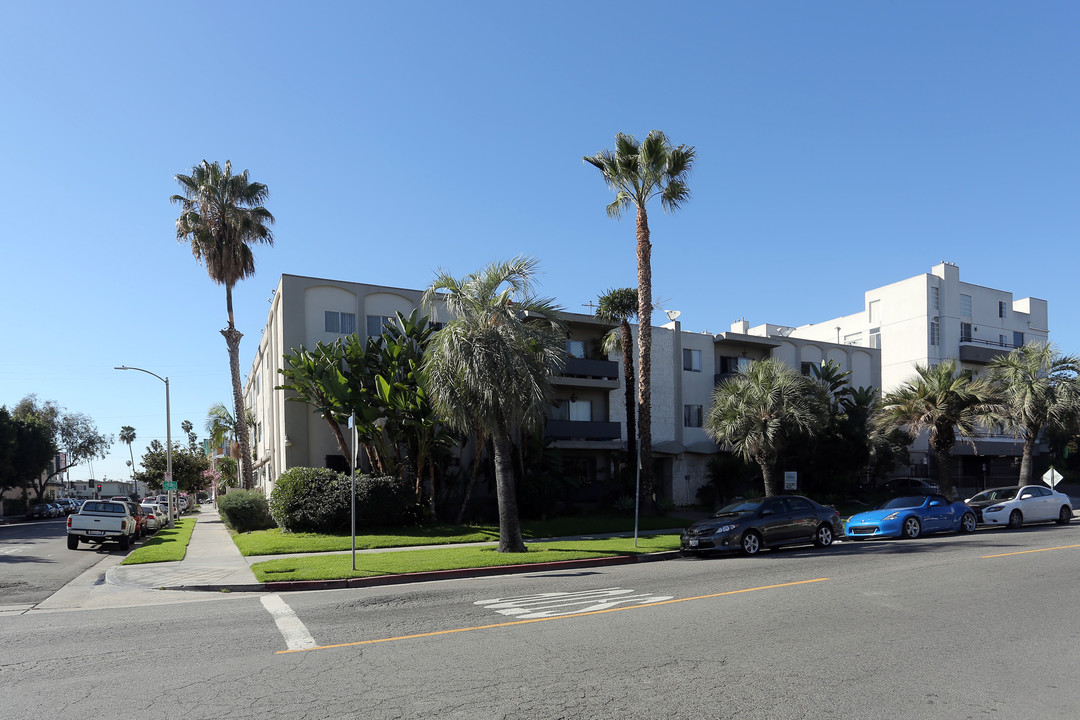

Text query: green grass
(120, 518), (196, 564)
(231, 513), (691, 556)
(249, 534), (681, 582)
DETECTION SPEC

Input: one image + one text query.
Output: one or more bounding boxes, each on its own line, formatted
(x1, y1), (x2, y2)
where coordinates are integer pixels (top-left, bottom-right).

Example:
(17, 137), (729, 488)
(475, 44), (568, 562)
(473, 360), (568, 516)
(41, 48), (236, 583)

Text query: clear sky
(2, 1), (1077, 485)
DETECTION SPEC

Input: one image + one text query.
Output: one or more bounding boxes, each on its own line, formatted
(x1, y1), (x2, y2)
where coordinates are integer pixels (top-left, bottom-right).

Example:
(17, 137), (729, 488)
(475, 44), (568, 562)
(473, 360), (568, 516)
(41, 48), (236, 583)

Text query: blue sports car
(845, 494), (977, 540)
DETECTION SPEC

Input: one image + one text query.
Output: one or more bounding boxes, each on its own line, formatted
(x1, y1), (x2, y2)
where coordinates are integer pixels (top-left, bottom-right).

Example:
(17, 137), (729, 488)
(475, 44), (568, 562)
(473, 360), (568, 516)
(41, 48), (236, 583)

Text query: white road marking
(475, 587), (674, 619)
(261, 594), (317, 650)
(0, 545), (29, 554)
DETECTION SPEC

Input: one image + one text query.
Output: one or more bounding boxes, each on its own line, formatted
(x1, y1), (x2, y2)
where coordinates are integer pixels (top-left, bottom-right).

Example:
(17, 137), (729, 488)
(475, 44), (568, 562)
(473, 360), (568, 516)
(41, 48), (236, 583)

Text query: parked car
(968, 485), (1073, 529)
(56, 499), (80, 514)
(846, 494), (977, 540)
(681, 495), (844, 556)
(881, 478), (940, 494)
(67, 500), (137, 550)
(140, 503), (164, 532)
(25, 504), (52, 519)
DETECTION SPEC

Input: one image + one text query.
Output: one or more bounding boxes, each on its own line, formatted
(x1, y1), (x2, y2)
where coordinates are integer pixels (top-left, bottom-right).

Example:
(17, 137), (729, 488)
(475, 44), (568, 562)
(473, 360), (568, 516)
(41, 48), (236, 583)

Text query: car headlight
(883, 512), (900, 520)
(985, 505), (1005, 513)
(714, 524), (737, 534)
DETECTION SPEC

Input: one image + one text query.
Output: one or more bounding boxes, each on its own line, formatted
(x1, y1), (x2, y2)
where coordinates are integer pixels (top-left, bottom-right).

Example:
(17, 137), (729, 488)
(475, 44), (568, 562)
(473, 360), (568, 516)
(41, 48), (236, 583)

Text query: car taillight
(66, 517), (71, 528)
(121, 520), (127, 530)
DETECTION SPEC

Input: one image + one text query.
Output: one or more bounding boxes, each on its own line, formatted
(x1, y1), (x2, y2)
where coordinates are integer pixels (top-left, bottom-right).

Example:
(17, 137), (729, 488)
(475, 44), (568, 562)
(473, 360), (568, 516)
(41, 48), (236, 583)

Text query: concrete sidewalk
(105, 507), (687, 593)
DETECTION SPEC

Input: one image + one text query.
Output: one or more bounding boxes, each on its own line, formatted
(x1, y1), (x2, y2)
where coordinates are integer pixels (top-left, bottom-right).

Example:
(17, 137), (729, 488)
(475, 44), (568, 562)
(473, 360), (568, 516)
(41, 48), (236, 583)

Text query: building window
(566, 340), (586, 359)
(800, 362), (814, 376)
(960, 322), (972, 342)
(930, 319), (940, 346)
(325, 311), (356, 335)
(553, 399), (592, 421)
(683, 348), (702, 372)
(366, 314), (395, 337)
(998, 301), (1007, 319)
(869, 332), (881, 349)
(868, 299), (881, 324)
(960, 294), (972, 317)
(843, 332), (862, 346)
(999, 334), (1007, 346)
(683, 404), (703, 428)
(930, 286), (940, 312)
(1013, 331), (1024, 347)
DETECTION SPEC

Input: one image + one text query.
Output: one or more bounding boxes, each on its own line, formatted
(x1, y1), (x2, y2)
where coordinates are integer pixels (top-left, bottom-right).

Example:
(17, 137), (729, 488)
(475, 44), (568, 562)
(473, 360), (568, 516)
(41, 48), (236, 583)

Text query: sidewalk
(105, 508), (687, 594)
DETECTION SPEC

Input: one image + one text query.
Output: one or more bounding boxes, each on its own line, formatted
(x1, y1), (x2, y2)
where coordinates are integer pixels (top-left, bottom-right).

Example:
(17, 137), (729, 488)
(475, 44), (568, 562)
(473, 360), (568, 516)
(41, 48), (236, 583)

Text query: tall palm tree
(172, 160), (274, 490)
(595, 287), (639, 465)
(986, 342), (1080, 484)
(584, 131), (695, 508)
(119, 425), (136, 480)
(875, 359), (994, 499)
(421, 257), (565, 552)
(705, 358), (827, 496)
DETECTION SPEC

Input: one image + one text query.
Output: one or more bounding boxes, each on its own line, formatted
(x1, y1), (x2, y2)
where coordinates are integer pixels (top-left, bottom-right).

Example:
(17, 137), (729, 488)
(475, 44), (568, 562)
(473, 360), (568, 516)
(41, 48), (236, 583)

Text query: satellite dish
(665, 310), (682, 321)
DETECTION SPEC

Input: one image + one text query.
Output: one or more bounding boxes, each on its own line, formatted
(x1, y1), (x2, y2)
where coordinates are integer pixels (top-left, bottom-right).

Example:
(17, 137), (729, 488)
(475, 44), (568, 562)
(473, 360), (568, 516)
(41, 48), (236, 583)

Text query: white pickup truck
(67, 500), (136, 550)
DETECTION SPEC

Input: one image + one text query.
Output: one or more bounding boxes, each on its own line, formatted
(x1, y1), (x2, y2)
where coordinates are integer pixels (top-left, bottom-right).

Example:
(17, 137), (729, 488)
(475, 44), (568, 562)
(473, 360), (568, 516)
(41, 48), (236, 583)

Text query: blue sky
(2, 1), (1077, 485)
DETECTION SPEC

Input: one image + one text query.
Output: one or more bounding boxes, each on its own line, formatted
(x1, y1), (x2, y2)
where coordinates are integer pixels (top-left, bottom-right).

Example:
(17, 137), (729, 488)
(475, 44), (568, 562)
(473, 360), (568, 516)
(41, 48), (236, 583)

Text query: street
(2, 521), (1079, 718)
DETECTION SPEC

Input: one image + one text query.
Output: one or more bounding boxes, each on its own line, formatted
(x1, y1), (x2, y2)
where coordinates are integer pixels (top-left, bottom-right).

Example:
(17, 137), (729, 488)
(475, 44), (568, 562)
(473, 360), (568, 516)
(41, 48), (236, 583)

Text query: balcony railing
(561, 357), (619, 380)
(545, 419), (621, 441)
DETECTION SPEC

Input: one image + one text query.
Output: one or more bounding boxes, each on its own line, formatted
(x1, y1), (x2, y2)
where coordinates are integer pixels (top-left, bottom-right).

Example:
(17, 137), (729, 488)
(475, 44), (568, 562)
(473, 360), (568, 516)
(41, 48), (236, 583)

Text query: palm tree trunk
(761, 458), (780, 497)
(635, 206), (655, 511)
(222, 318), (254, 491)
(620, 319), (637, 465)
(932, 446), (955, 499)
(1019, 424), (1039, 485)
(492, 431), (526, 552)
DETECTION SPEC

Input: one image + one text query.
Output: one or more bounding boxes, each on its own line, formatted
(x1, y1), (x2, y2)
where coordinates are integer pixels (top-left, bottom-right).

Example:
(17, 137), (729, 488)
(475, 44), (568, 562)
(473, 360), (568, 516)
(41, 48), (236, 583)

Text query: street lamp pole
(115, 365), (174, 528)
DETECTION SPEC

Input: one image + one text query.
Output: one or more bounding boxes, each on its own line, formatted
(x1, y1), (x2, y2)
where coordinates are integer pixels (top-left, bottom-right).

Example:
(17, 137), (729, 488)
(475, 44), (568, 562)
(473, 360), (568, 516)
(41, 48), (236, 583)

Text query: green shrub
(354, 474), (419, 528)
(269, 467), (351, 534)
(218, 489), (275, 533)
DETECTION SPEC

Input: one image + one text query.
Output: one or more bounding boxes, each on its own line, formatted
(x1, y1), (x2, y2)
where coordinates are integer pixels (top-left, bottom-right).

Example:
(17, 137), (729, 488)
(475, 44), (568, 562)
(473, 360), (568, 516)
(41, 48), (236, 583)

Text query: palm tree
(584, 131), (695, 508)
(705, 358), (827, 496)
(172, 160), (274, 490)
(119, 425), (136, 481)
(595, 287), (639, 465)
(421, 257), (565, 552)
(986, 342), (1080, 485)
(875, 359), (994, 499)
(204, 403), (238, 469)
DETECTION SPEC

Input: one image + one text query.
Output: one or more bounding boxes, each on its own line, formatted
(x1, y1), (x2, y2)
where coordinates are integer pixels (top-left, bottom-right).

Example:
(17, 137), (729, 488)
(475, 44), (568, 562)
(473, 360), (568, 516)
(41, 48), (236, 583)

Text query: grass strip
(232, 514), (690, 557)
(120, 518), (196, 565)
(249, 534), (681, 582)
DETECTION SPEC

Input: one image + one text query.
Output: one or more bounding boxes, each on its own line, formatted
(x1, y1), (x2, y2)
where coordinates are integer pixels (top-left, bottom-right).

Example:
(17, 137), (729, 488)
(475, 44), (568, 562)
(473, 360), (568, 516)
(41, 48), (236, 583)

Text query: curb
(159, 550), (684, 593)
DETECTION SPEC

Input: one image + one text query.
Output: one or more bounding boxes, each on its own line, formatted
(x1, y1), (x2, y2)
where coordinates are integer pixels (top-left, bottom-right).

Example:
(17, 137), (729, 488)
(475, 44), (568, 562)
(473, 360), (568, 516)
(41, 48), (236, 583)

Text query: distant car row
(681, 484), (1074, 556)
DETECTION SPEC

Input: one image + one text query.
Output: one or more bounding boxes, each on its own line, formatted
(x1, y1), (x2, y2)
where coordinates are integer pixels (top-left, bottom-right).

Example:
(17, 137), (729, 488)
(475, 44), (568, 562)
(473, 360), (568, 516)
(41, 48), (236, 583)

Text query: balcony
(958, 338), (1015, 365)
(552, 357), (620, 389)
(545, 419), (621, 441)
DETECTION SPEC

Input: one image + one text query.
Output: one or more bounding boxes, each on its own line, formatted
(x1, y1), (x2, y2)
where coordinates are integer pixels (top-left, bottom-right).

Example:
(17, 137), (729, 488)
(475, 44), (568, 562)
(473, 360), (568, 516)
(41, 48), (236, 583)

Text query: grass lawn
(231, 513), (692, 556)
(249, 534), (681, 582)
(119, 518), (196, 564)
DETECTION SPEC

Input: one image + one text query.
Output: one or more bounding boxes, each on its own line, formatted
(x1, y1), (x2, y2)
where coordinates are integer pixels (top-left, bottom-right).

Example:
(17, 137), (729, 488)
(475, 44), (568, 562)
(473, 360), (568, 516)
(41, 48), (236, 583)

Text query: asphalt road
(2, 523), (1079, 719)
(0, 517), (128, 606)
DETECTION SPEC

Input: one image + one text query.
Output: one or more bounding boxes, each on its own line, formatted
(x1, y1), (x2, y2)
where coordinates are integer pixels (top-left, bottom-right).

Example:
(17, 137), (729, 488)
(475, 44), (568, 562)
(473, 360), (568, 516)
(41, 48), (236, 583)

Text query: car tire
(901, 516), (921, 539)
(118, 535), (130, 551)
(740, 530), (762, 556)
(960, 512), (977, 533)
(1056, 506), (1072, 525)
(1008, 510), (1023, 529)
(813, 524), (834, 547)
(67, 535), (79, 550)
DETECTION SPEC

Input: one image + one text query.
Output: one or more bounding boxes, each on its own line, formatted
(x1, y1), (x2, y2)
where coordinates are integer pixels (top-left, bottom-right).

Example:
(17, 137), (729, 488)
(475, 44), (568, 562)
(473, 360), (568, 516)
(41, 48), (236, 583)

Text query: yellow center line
(276, 577), (829, 655)
(981, 543), (1080, 559)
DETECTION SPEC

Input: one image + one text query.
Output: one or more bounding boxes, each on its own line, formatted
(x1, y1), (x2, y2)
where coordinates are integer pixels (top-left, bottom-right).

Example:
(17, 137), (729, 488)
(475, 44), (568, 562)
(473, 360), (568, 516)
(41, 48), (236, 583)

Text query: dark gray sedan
(681, 495), (844, 556)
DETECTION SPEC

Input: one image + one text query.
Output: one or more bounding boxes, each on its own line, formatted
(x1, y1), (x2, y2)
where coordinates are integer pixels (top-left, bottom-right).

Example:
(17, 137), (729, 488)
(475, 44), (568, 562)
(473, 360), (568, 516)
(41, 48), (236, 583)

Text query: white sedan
(970, 485), (1073, 529)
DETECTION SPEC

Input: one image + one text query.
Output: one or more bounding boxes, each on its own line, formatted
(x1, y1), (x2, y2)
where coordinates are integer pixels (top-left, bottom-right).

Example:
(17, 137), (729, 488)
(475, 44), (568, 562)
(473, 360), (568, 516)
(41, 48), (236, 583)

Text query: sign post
(1043, 467), (1063, 488)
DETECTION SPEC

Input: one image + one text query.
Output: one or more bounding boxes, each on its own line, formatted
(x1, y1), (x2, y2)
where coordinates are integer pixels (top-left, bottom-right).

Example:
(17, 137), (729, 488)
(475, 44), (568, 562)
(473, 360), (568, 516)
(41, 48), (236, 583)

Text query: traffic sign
(1042, 467), (1063, 488)
(163, 480), (178, 491)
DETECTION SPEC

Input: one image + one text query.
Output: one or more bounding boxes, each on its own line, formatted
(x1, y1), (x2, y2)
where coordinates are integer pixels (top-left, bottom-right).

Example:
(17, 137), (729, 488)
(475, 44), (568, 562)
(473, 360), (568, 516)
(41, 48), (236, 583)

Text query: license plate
(87, 530), (104, 535)
(689, 539), (698, 547)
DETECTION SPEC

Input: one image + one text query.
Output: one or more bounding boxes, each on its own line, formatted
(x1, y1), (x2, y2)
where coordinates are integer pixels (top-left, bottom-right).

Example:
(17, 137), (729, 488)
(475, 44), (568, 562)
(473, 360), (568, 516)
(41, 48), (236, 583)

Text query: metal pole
(350, 413), (357, 571)
(115, 366), (174, 528)
(634, 401), (641, 548)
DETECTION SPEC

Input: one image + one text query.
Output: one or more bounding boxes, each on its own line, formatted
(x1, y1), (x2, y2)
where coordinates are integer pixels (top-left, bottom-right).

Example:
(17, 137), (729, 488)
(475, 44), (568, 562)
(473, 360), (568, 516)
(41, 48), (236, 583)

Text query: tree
(985, 342), (1080, 484)
(133, 440), (210, 495)
(12, 395), (112, 501)
(875, 359), (994, 499)
(172, 159), (275, 490)
(0, 407), (55, 496)
(119, 426), (137, 481)
(421, 257), (565, 552)
(595, 287), (638, 466)
(584, 131), (695, 509)
(705, 358), (827, 496)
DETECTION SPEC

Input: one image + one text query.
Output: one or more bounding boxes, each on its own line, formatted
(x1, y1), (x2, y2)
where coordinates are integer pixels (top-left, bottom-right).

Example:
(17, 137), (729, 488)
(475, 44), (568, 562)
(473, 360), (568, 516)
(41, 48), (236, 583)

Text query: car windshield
(713, 499), (763, 516)
(879, 496), (928, 510)
(969, 488), (1019, 502)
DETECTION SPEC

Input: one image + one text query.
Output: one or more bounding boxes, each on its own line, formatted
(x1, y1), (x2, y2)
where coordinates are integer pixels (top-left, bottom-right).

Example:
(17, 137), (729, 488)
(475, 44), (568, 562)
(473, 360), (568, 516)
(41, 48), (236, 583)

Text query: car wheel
(118, 535), (130, 551)
(960, 513), (977, 533)
(67, 535), (79, 550)
(814, 524), (834, 547)
(740, 530), (762, 556)
(1008, 510), (1023, 529)
(901, 517), (921, 539)
(1056, 506), (1072, 525)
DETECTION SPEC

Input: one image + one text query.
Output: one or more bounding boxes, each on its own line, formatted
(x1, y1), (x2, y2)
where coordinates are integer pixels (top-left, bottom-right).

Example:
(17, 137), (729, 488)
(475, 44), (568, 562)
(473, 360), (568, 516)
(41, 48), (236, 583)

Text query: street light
(115, 365), (174, 528)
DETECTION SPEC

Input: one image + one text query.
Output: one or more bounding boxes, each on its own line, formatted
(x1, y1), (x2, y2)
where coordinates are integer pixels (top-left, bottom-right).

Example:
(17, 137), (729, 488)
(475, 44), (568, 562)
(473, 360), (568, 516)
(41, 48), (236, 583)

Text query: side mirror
(1020, 493), (1033, 500)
